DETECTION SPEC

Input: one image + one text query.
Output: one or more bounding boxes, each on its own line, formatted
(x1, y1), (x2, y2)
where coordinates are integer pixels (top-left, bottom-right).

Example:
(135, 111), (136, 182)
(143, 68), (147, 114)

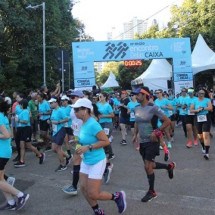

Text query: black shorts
(0, 158), (9, 170)
(169, 114), (177, 121)
(195, 115), (211, 134)
(185, 115), (195, 125)
(100, 122), (113, 138)
(52, 127), (66, 145)
(129, 121), (135, 128)
(40, 119), (50, 132)
(31, 118), (38, 133)
(65, 127), (73, 135)
(139, 142), (160, 162)
(119, 116), (130, 125)
(16, 126), (32, 142)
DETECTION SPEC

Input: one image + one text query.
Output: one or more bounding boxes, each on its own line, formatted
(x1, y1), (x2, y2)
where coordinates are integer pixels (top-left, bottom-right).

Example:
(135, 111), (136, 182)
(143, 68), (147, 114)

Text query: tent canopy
(101, 72), (119, 89)
(131, 59), (172, 91)
(192, 34), (215, 75)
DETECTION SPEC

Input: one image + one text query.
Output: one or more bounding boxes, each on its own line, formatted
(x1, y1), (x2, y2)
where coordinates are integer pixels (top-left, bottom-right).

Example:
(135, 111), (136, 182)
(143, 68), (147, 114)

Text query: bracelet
(153, 129), (163, 138)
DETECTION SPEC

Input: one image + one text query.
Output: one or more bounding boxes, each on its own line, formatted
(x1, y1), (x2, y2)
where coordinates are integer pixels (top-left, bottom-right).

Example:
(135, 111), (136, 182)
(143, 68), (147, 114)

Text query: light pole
(26, 2), (46, 87)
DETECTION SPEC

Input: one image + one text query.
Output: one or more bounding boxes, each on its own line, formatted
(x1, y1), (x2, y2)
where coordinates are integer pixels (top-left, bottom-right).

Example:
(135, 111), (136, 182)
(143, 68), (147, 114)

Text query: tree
(0, 0), (83, 95)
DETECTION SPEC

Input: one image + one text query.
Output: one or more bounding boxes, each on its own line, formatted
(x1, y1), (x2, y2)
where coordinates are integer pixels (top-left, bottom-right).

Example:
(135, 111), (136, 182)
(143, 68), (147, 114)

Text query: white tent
(131, 59), (172, 91)
(192, 34), (215, 75)
(101, 72), (119, 89)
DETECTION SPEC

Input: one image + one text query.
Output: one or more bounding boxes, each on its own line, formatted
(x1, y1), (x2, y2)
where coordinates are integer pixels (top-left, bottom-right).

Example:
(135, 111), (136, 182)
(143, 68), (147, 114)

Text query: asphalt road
(1, 125), (215, 215)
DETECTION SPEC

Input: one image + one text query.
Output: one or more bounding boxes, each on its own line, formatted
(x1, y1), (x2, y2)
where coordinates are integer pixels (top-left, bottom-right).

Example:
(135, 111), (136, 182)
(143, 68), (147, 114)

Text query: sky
(72, 0), (184, 41)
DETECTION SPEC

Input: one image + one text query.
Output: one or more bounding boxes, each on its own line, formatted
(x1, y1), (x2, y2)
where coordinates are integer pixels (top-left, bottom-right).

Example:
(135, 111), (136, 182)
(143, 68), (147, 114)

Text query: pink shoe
(193, 139), (198, 146)
(186, 141), (192, 148)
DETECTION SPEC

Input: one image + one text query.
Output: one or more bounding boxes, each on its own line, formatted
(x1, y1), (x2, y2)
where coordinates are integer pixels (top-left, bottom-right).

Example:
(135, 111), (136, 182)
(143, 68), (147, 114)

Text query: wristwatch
(88, 145), (93, 151)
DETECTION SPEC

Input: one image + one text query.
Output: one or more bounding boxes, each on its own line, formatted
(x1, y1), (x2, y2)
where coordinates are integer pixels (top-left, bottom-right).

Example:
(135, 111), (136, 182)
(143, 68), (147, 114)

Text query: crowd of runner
(0, 83), (214, 214)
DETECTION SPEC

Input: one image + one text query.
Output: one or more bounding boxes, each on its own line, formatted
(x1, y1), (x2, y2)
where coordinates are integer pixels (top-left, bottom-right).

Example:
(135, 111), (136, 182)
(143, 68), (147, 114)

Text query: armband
(153, 129), (163, 138)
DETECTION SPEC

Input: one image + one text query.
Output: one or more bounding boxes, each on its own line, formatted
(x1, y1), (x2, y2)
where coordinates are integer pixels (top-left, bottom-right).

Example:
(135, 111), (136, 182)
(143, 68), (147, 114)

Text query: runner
(96, 92), (115, 184)
(190, 88), (213, 160)
(0, 97), (29, 211)
(132, 87), (176, 202)
(62, 90), (84, 195)
(48, 98), (70, 171)
(72, 98), (126, 215)
(14, 99), (45, 167)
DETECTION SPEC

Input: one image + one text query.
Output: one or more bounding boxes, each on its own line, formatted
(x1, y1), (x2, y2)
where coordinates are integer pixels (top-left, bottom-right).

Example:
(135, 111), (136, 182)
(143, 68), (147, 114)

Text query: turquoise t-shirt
(38, 100), (51, 120)
(0, 113), (12, 158)
(50, 107), (67, 136)
(184, 96), (197, 115)
(168, 97), (177, 114)
(79, 117), (106, 165)
(177, 96), (188, 115)
(127, 101), (139, 122)
(97, 102), (113, 123)
(113, 98), (120, 114)
(154, 98), (172, 117)
(192, 97), (211, 116)
(61, 105), (72, 127)
(18, 109), (31, 127)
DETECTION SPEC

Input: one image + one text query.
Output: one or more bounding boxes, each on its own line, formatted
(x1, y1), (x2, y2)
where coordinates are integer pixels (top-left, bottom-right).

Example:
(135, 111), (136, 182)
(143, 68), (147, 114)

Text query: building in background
(122, 17), (148, 40)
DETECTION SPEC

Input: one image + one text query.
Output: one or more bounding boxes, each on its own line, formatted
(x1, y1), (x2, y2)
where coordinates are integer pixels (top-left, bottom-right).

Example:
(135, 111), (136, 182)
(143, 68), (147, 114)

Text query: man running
(132, 87), (176, 202)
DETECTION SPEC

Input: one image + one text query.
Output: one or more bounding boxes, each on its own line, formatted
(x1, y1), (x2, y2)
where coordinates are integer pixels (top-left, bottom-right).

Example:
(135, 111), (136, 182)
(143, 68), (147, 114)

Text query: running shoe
(167, 142), (172, 149)
(14, 161), (25, 168)
(66, 155), (72, 166)
(114, 191), (127, 214)
(141, 190), (157, 202)
(94, 208), (105, 215)
(62, 185), (78, 195)
(120, 140), (127, 145)
(193, 139), (198, 146)
(167, 162), (176, 179)
(204, 154), (209, 160)
(12, 155), (20, 162)
(108, 154), (115, 160)
(55, 165), (67, 172)
(0, 203), (16, 211)
(104, 168), (111, 184)
(201, 148), (206, 154)
(39, 153), (45, 164)
(164, 150), (170, 162)
(7, 177), (16, 187)
(16, 193), (30, 211)
(186, 141), (192, 148)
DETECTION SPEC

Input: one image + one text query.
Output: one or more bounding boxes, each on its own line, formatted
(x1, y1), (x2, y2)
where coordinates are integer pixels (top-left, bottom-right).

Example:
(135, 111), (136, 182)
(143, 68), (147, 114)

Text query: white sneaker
(202, 148), (206, 154)
(7, 177), (16, 187)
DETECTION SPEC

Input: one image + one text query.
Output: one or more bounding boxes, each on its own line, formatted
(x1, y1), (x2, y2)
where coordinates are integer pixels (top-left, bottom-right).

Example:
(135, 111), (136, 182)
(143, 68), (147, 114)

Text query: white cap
(61, 95), (69, 100)
(48, 98), (57, 103)
(71, 98), (93, 109)
(5, 97), (12, 105)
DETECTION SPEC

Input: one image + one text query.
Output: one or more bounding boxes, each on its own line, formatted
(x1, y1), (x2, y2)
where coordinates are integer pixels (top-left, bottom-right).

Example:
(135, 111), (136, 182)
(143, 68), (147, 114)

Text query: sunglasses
(70, 96), (76, 99)
(155, 92), (161, 94)
(130, 94), (135, 97)
(181, 91), (186, 92)
(74, 107), (85, 113)
(198, 92), (205, 95)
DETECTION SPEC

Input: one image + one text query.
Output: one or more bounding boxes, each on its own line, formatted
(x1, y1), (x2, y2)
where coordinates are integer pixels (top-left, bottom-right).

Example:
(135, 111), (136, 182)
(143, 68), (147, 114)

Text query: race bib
(52, 124), (57, 133)
(130, 112), (135, 119)
(188, 110), (195, 115)
(197, 115), (207, 122)
(72, 123), (78, 132)
(104, 128), (110, 135)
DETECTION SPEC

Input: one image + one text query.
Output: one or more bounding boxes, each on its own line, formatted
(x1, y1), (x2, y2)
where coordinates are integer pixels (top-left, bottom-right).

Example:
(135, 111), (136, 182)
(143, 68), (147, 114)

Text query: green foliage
(0, 0), (82, 95)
